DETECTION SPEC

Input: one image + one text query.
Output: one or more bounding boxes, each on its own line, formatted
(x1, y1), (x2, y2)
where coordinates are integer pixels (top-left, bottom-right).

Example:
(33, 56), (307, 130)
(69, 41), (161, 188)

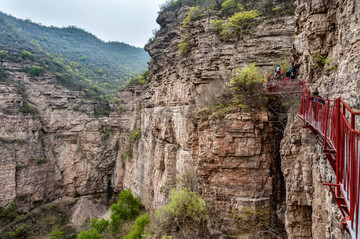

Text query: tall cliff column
(114, 4), (295, 236)
(281, 0), (360, 238)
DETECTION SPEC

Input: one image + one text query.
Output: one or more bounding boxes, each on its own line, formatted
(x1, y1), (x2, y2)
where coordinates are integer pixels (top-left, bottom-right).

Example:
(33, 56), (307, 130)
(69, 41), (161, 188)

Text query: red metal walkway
(299, 83), (360, 238)
(265, 78), (303, 95)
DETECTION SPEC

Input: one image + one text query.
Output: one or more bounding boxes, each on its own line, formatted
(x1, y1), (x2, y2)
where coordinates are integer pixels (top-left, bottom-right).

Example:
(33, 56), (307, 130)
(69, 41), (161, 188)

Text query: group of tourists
(274, 62), (296, 80)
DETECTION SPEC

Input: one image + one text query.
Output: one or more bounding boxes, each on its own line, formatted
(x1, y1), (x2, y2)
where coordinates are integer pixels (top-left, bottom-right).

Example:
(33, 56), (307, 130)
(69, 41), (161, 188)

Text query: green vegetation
(178, 34), (191, 55)
(156, 188), (208, 238)
(0, 49), (10, 58)
(160, 0), (293, 17)
(29, 65), (43, 76)
(77, 229), (102, 239)
(15, 164), (22, 171)
(311, 52), (329, 68)
(124, 129), (141, 159)
(37, 157), (47, 164)
(0, 11), (149, 103)
(210, 19), (224, 33)
(102, 127), (113, 138)
(20, 100), (39, 116)
(3, 224), (28, 238)
(123, 214), (150, 239)
(229, 63), (266, 109)
(77, 190), (146, 238)
(123, 70), (149, 87)
(125, 148), (133, 159)
(182, 6), (202, 28)
(110, 190), (142, 231)
(118, 104), (127, 113)
(221, 0), (243, 15)
(0, 201), (76, 239)
(22, 50), (32, 58)
(220, 10), (260, 38)
(50, 230), (66, 239)
(127, 129), (141, 144)
(197, 63), (266, 130)
(0, 201), (20, 223)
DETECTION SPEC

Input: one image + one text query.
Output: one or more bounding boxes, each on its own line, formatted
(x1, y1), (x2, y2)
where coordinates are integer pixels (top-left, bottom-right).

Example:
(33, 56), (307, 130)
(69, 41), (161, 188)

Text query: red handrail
(299, 82), (360, 238)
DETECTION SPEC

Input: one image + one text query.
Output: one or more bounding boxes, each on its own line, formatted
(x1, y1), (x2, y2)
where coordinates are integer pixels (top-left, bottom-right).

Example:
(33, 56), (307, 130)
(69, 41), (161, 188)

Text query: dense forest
(0, 11), (149, 100)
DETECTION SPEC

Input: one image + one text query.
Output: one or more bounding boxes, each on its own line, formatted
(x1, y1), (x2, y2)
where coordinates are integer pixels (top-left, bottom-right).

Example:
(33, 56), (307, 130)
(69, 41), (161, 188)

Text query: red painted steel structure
(265, 79), (303, 95)
(299, 82), (360, 238)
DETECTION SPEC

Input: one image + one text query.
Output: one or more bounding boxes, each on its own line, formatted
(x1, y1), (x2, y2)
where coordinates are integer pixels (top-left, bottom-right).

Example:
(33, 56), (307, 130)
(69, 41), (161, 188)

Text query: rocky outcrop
(111, 5), (295, 236)
(281, 0), (360, 238)
(1, 3), (296, 238)
(196, 112), (285, 236)
(0, 60), (122, 210)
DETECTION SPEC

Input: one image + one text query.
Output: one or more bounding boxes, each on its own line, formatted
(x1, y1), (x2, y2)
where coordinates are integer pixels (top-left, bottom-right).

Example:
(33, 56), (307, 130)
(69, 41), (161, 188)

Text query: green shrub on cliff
(220, 9), (259, 38)
(230, 63), (266, 109)
(20, 101), (39, 116)
(210, 19), (224, 33)
(182, 6), (202, 28)
(221, 0), (244, 15)
(110, 190), (142, 231)
(29, 65), (43, 76)
(0, 66), (6, 80)
(21, 50), (32, 58)
(178, 34), (191, 55)
(0, 201), (20, 223)
(77, 190), (144, 238)
(156, 188), (208, 237)
(123, 214), (150, 239)
(77, 229), (102, 239)
(127, 129), (141, 143)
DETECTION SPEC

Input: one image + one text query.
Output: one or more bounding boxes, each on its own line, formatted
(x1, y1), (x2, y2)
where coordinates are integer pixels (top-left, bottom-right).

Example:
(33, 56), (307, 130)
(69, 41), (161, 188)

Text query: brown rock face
(1, 4), (295, 237)
(281, 0), (360, 238)
(111, 6), (294, 236)
(0, 60), (122, 210)
(195, 112), (285, 233)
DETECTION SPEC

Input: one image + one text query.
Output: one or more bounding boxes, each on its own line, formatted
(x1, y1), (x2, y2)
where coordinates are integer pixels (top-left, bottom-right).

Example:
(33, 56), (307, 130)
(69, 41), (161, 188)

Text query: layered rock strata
(1, 4), (296, 237)
(0, 60), (124, 210)
(112, 5), (294, 236)
(281, 0), (360, 238)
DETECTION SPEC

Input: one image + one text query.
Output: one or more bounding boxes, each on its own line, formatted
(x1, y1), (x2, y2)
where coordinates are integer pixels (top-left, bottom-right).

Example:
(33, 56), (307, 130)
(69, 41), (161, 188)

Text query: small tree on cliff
(156, 188), (208, 238)
(230, 63), (266, 109)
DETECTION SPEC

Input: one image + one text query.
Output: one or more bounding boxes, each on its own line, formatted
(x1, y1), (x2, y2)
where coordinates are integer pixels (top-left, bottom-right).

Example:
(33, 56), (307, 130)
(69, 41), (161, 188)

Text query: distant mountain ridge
(0, 11), (150, 98)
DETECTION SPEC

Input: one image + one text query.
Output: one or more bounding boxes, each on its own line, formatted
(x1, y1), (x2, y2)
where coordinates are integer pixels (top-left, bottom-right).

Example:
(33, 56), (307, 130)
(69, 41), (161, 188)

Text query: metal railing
(299, 83), (360, 238)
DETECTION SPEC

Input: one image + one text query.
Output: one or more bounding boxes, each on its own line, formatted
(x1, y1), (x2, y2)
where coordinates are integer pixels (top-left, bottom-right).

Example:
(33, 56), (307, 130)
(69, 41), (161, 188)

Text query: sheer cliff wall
(0, 4), (295, 237)
(0, 57), (126, 210)
(280, 0), (360, 238)
(113, 6), (294, 236)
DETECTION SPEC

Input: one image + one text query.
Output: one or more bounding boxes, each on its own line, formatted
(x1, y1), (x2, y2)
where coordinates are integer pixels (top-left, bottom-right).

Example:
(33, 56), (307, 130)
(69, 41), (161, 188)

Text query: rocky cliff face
(0, 4), (296, 237)
(281, 0), (360, 238)
(0, 58), (122, 210)
(111, 5), (295, 236)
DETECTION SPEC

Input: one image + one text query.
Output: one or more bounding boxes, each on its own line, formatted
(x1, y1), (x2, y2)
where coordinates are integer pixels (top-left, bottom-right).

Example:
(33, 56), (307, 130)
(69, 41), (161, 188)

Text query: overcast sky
(0, 0), (168, 47)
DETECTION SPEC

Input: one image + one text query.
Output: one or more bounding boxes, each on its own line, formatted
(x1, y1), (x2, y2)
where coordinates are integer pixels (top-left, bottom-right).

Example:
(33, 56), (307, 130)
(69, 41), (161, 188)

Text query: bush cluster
(77, 190), (147, 239)
(211, 0), (259, 39)
(178, 34), (191, 56)
(29, 65), (43, 76)
(20, 101), (39, 116)
(155, 188), (208, 238)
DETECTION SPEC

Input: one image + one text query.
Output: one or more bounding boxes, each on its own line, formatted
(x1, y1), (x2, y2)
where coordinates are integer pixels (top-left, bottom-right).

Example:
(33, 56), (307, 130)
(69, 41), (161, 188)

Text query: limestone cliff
(8, 0), (360, 238)
(0, 57), (122, 210)
(112, 5), (295, 237)
(280, 0), (360, 238)
(0, 3), (297, 238)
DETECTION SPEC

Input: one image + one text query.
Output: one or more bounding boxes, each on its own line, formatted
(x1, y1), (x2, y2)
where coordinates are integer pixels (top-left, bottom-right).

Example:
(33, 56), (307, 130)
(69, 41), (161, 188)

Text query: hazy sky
(0, 0), (168, 47)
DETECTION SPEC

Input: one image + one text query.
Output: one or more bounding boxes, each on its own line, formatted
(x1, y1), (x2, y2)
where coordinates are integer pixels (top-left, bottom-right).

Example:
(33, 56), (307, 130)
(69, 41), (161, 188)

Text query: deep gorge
(1, 0), (359, 238)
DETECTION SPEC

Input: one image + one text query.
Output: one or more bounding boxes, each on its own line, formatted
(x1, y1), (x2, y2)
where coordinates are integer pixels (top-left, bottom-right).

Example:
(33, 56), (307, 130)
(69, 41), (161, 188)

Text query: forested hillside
(0, 11), (149, 99)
